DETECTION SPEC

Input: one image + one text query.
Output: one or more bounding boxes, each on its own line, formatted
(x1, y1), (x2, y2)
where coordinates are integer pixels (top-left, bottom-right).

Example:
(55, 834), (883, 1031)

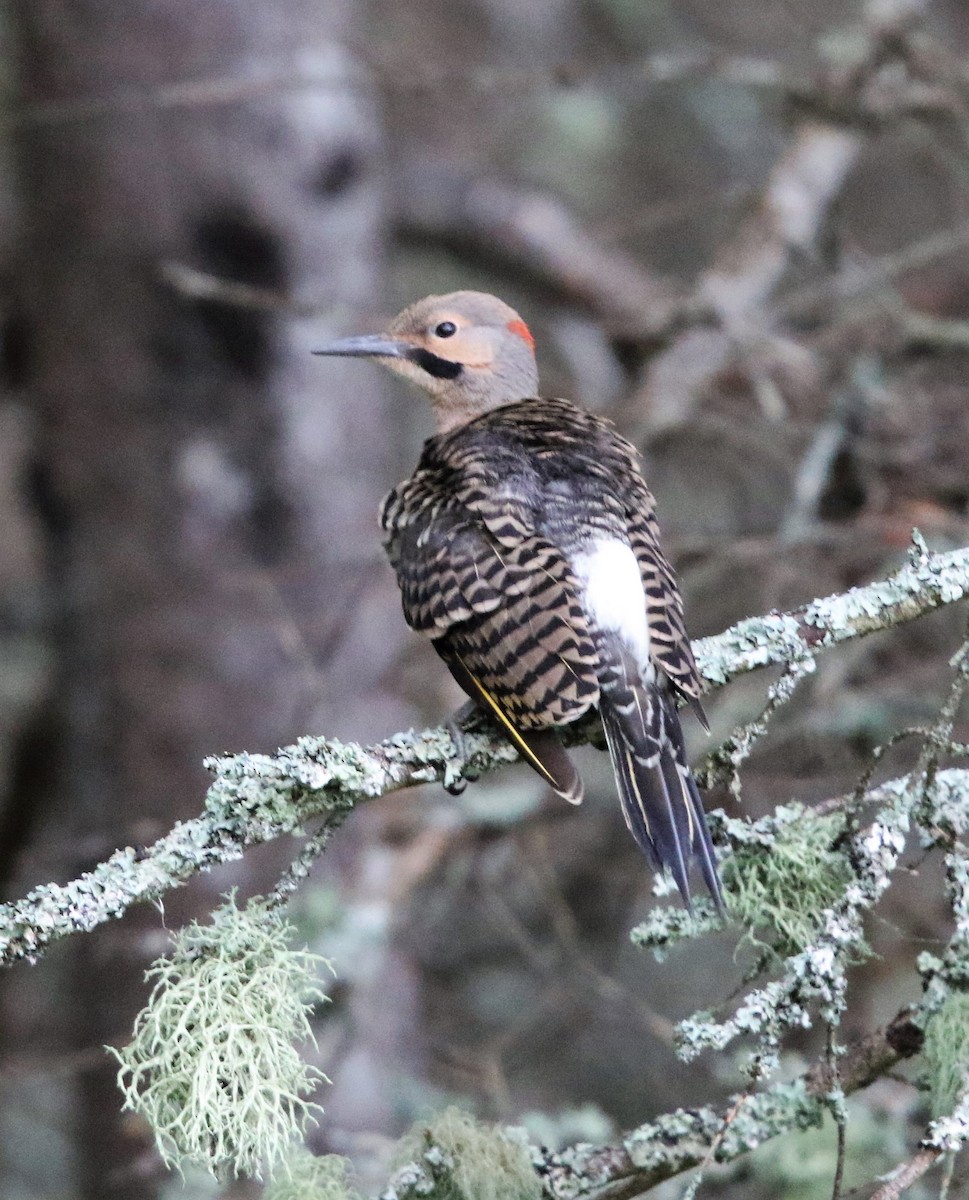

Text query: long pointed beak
(312, 334), (409, 360)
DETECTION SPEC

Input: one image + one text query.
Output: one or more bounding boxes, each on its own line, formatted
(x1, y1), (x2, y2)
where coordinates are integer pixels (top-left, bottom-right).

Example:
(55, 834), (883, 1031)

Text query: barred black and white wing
(381, 444), (599, 802)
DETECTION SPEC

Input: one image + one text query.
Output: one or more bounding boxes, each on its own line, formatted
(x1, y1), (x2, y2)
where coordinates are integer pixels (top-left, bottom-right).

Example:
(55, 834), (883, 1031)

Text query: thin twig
(266, 826), (333, 910)
(159, 262), (338, 319)
(396, 173), (683, 337)
(700, 657), (816, 797)
(916, 617), (969, 796)
(1, 60), (363, 130)
(679, 1092), (751, 1200)
(827, 1023), (848, 1200)
(778, 223), (969, 322)
(866, 1147), (943, 1200)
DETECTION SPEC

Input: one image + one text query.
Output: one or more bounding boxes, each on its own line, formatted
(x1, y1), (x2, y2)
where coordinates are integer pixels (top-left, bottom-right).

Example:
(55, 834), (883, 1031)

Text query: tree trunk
(4, 3), (392, 1195)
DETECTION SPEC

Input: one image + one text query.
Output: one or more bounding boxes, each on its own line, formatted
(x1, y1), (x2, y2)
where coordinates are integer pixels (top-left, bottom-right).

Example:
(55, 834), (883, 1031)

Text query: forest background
(3, 0), (969, 1197)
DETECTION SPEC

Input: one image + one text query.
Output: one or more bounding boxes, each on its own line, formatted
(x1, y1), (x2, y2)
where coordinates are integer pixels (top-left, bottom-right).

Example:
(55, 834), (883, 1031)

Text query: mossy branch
(380, 1007), (924, 1200)
(0, 542), (967, 969)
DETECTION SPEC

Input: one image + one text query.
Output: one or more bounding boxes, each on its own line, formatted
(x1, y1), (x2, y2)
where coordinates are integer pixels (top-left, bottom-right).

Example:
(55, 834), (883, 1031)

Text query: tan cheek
(438, 330), (493, 367)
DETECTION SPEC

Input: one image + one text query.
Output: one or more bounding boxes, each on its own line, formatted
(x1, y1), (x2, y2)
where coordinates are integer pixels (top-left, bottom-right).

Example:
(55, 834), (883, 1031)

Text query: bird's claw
(443, 715), (479, 795)
(443, 772), (467, 797)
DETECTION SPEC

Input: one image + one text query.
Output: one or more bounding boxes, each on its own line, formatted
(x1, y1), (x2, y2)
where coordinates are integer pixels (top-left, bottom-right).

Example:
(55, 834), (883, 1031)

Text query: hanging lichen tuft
(723, 806), (857, 960)
(264, 1147), (363, 1200)
(924, 989), (969, 1118)
(111, 891), (331, 1179)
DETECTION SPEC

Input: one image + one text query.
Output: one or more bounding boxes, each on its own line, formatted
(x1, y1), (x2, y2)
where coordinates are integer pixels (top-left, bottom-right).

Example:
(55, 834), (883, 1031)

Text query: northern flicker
(315, 291), (722, 907)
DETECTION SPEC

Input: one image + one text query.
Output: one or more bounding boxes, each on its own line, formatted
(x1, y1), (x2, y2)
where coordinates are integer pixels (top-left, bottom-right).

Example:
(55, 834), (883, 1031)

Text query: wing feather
(381, 455), (600, 729)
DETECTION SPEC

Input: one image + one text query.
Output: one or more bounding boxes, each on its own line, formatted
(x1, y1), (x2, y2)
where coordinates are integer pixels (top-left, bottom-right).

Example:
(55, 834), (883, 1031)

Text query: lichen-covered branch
(692, 539), (969, 689)
(0, 725), (516, 966)
(1, 542), (967, 969)
(380, 1006), (923, 1200)
(668, 775), (914, 1076)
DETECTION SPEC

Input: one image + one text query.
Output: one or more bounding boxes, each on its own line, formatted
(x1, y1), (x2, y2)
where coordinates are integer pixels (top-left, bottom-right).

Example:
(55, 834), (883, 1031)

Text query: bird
(314, 291), (722, 908)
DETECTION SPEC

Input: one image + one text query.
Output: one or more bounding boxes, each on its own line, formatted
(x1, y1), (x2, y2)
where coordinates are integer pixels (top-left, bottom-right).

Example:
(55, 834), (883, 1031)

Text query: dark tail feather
(665, 708), (723, 909)
(519, 729), (584, 804)
(688, 695), (710, 734)
(601, 685), (723, 911)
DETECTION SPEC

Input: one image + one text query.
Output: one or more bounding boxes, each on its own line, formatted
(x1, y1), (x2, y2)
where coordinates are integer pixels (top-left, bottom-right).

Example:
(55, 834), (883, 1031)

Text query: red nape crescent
(506, 318), (535, 350)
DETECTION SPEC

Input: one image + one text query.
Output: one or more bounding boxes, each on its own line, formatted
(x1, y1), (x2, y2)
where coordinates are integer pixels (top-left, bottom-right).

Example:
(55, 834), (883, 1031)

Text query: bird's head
(314, 290), (539, 432)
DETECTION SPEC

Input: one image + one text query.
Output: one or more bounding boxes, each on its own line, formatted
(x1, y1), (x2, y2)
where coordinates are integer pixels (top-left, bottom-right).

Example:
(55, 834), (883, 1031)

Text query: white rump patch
(572, 539), (650, 669)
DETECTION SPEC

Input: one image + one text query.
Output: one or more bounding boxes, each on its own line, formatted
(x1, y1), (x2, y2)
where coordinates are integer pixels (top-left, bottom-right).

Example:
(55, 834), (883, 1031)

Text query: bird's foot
(443, 704), (482, 796)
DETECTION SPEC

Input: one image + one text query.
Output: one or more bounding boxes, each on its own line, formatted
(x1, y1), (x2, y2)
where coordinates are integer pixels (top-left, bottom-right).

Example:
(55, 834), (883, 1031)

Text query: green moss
(393, 1108), (541, 1200)
(722, 807), (855, 960)
(924, 990), (969, 1118)
(111, 892), (331, 1179)
(264, 1148), (362, 1200)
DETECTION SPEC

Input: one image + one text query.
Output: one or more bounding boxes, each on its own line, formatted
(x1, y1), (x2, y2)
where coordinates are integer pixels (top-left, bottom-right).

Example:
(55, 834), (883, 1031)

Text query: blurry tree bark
(3, 3), (394, 1196)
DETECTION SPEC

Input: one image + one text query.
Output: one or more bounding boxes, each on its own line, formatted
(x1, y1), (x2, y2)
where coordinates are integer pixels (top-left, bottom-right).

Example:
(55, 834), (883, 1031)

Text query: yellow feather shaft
(454, 654), (558, 787)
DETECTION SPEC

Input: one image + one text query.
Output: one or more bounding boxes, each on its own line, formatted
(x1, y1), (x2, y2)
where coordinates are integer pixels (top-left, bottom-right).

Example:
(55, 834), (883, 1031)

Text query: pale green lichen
(920, 849), (969, 1154)
(722, 806), (855, 961)
(390, 1108), (542, 1200)
(695, 611), (805, 685)
(923, 990), (969, 1119)
(111, 892), (331, 1179)
(632, 805), (855, 962)
(387, 1008), (929, 1200)
(547, 1078), (825, 1194)
(672, 793), (910, 1076)
(694, 544), (969, 690)
(630, 900), (722, 958)
(264, 1148), (363, 1200)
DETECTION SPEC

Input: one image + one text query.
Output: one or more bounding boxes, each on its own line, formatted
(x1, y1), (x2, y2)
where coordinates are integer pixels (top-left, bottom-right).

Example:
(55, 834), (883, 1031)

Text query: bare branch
(866, 1147), (944, 1200)
(158, 262), (337, 319)
(633, 119), (864, 430)
(395, 172), (684, 338)
(629, 0), (943, 431)
(0, 55), (362, 130)
(779, 222), (969, 323)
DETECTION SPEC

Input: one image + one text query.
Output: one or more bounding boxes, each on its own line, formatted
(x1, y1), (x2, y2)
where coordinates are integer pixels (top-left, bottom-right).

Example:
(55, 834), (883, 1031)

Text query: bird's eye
(434, 321), (457, 338)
